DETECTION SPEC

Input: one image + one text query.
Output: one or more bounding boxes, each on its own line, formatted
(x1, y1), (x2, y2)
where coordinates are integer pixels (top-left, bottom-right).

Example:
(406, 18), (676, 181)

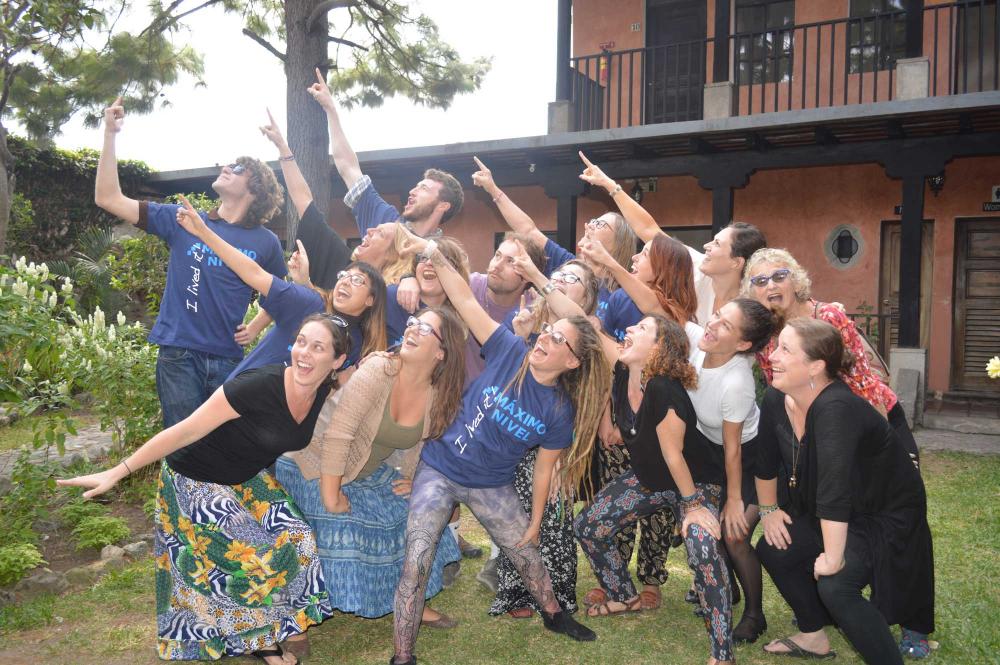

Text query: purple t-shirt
(465, 272), (525, 383)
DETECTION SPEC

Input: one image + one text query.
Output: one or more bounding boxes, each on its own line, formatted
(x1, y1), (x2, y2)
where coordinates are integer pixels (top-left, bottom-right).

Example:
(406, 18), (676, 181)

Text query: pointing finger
(473, 156), (487, 171)
(112, 95), (123, 107)
(178, 194), (198, 216)
(266, 107), (277, 127)
(578, 151), (594, 168)
(519, 293), (526, 311)
(295, 239), (306, 255)
(315, 67), (326, 86)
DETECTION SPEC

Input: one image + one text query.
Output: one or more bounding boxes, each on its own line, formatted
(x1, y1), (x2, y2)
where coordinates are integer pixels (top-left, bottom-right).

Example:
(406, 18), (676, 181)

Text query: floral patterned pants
(575, 470), (733, 662)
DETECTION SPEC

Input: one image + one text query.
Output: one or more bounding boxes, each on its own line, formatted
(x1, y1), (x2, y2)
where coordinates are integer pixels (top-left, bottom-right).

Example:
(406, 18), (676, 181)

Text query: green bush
(56, 497), (109, 528)
(0, 451), (58, 545)
(72, 516), (131, 551)
(0, 543), (47, 587)
(107, 234), (169, 319)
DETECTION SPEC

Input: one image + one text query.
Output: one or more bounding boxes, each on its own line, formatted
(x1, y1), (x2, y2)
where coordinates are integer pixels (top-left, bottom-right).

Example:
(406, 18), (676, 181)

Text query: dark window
(660, 225), (712, 250)
(848, 0), (907, 74)
(955, 0), (999, 93)
(735, 0), (795, 84)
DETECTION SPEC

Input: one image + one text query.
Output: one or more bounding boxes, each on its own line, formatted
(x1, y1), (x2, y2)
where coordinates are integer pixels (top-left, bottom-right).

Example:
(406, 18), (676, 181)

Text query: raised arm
(577, 237), (665, 318)
(260, 108), (313, 217)
(578, 152), (661, 243)
(58, 386), (239, 498)
(472, 156), (548, 249)
(308, 68), (363, 189)
(175, 196), (276, 296)
(94, 97), (140, 224)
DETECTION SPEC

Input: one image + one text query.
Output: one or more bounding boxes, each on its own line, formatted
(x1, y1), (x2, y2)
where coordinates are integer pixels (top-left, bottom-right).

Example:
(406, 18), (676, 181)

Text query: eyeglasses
(336, 270), (368, 287)
(540, 322), (578, 359)
(323, 314), (349, 328)
(586, 218), (611, 230)
(748, 268), (792, 288)
(416, 253), (433, 264)
(225, 163), (247, 176)
(551, 270), (582, 285)
(406, 316), (444, 344)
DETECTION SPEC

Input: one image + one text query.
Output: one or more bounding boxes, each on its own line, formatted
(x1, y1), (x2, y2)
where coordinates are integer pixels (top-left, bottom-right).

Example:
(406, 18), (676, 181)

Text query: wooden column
(555, 0), (573, 101)
(713, 0), (731, 83)
(711, 186), (734, 235)
(555, 195), (578, 252)
(903, 0), (924, 59)
(898, 174), (925, 347)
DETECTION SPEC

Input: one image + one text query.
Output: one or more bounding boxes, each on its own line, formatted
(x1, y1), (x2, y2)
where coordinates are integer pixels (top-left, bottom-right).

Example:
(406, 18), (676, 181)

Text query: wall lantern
(832, 229), (859, 264)
(630, 181), (644, 204)
(927, 173), (945, 197)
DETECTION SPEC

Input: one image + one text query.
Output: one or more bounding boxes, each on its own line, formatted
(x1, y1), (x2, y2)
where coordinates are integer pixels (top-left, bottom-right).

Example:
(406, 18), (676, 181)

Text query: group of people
(61, 69), (935, 665)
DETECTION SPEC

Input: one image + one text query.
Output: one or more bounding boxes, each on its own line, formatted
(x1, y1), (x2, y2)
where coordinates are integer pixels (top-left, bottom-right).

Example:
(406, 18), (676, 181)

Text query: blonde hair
(741, 247), (812, 302)
(525, 260), (598, 336)
(603, 212), (639, 292)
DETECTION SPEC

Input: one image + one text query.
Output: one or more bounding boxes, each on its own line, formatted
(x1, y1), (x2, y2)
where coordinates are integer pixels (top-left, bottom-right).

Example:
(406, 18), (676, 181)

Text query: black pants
(756, 515), (903, 665)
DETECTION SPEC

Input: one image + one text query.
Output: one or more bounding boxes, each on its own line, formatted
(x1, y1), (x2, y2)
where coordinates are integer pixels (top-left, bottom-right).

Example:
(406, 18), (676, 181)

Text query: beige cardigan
(288, 355), (435, 483)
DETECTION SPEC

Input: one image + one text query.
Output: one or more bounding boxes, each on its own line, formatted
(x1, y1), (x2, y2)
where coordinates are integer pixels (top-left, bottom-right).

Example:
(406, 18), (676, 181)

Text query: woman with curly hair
(388, 232), (612, 665)
(573, 314), (734, 664)
(273, 307), (467, 658)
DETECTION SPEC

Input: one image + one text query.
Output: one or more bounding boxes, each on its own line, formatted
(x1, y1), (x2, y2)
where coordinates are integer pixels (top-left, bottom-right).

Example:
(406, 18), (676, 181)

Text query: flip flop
(763, 638), (836, 660)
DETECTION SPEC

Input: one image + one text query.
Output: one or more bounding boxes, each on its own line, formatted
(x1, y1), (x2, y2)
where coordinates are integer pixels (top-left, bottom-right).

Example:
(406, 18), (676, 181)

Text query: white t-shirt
(685, 321), (706, 366)
(686, 246), (716, 327)
(687, 353), (759, 446)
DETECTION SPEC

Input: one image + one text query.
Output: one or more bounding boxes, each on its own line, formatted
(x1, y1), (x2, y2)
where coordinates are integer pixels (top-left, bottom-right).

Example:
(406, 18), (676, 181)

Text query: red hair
(648, 235), (697, 324)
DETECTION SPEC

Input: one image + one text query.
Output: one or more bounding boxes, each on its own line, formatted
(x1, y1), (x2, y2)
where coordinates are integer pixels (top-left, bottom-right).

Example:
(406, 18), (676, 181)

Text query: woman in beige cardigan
(274, 307), (467, 647)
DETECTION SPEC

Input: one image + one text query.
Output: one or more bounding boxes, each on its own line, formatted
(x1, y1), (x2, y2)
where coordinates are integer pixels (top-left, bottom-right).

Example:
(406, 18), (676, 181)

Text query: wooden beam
(887, 119), (906, 139)
(814, 126), (839, 145)
(555, 195), (578, 253)
(711, 187), (734, 235)
(690, 137), (717, 154)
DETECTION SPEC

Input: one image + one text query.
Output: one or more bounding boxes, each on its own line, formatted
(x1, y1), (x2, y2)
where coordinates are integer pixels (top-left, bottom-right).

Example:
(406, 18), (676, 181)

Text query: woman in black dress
(755, 318), (934, 664)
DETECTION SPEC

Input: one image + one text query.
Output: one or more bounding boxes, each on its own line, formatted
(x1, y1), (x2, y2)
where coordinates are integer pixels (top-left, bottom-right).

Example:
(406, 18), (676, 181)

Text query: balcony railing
(567, 1), (998, 131)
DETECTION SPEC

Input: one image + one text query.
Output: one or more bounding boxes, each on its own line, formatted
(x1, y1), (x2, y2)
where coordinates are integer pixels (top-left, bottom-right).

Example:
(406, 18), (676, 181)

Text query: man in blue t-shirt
(95, 97), (287, 427)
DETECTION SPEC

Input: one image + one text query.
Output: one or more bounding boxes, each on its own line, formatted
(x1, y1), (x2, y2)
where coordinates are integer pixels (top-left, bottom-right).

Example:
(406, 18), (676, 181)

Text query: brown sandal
(585, 596), (641, 618)
(507, 607), (535, 619)
(582, 587), (607, 607)
(639, 587), (661, 610)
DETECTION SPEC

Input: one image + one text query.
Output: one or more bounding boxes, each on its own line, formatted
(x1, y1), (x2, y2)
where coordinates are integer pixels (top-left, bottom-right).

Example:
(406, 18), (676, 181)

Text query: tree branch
(139, 0), (224, 37)
(306, 0), (356, 34)
(328, 35), (367, 50)
(242, 27), (286, 62)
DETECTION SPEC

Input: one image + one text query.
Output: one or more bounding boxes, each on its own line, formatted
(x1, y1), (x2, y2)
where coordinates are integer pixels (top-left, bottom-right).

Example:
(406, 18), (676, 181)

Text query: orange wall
(327, 157), (1000, 394)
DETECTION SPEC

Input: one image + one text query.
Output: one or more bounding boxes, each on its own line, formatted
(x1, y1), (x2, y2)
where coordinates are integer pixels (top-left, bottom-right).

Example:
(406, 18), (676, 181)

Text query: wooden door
(645, 0), (706, 124)
(879, 221), (934, 356)
(952, 219), (1000, 392)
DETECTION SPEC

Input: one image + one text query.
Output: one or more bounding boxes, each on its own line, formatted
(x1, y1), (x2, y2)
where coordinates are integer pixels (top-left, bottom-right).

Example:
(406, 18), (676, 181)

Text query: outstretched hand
(104, 96), (125, 134)
(578, 151), (616, 192)
(259, 108), (288, 150)
(57, 465), (127, 499)
(397, 224), (428, 258)
(288, 239), (311, 285)
(510, 240), (543, 284)
(577, 237), (615, 268)
(511, 292), (537, 338)
(471, 156), (498, 194)
(175, 195), (209, 238)
(307, 67), (336, 111)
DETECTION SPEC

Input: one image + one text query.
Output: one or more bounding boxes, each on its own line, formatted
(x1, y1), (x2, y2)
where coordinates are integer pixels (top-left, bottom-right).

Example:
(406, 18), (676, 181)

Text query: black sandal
(253, 643), (297, 665)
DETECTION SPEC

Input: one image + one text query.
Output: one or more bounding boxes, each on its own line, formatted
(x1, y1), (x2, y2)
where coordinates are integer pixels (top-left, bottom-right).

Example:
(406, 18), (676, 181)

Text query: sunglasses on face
(323, 314), (349, 328)
(749, 268), (792, 288)
(540, 322), (578, 359)
(586, 218), (611, 230)
(225, 163), (247, 176)
(336, 270), (368, 287)
(551, 270), (583, 285)
(406, 316), (444, 344)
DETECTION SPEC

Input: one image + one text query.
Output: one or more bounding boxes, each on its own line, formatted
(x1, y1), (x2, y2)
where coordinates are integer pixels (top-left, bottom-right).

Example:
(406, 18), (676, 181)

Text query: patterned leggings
(393, 462), (560, 662)
(595, 443), (675, 586)
(575, 470), (733, 662)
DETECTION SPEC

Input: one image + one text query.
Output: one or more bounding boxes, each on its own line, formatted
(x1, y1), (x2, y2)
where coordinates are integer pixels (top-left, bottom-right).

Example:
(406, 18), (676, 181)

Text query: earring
(809, 376), (815, 390)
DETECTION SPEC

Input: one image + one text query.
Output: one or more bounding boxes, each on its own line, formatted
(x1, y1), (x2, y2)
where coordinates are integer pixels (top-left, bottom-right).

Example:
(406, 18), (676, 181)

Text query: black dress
(756, 381), (935, 633)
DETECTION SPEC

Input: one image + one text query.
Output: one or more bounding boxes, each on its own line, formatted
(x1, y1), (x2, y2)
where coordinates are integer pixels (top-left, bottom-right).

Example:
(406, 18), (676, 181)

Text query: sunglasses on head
(540, 322), (578, 359)
(406, 315), (444, 345)
(225, 163), (247, 176)
(551, 270), (582, 285)
(586, 218), (611, 230)
(749, 268), (792, 288)
(337, 270), (368, 287)
(323, 314), (349, 328)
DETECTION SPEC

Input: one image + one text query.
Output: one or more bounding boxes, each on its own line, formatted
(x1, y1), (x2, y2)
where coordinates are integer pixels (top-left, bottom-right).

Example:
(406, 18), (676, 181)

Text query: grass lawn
(1, 450), (997, 664)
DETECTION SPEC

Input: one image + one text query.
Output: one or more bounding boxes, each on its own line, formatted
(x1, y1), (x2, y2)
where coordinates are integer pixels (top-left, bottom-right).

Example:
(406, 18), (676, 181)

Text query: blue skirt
(276, 457), (461, 618)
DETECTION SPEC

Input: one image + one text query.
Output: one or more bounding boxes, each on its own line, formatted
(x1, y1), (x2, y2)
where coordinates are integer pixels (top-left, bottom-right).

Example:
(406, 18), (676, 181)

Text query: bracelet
(759, 503), (779, 517)
(609, 183), (623, 196)
(679, 491), (704, 514)
(279, 153), (295, 162)
(121, 459), (133, 476)
(492, 191), (506, 204)
(541, 281), (557, 296)
(399, 272), (415, 281)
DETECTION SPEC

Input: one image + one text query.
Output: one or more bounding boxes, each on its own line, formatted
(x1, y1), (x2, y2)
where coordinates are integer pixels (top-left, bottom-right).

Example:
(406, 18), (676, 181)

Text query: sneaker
(541, 610), (597, 642)
(442, 561), (460, 589)
(476, 557), (498, 593)
(900, 628), (932, 659)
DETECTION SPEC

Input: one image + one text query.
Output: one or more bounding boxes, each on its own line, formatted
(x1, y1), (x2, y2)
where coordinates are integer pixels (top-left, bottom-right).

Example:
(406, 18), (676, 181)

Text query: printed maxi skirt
(154, 463), (332, 660)
(276, 457), (462, 618)
(489, 448), (578, 614)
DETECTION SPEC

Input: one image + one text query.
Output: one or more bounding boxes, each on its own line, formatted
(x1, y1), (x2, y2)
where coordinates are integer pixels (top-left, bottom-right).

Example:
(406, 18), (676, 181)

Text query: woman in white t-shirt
(689, 297), (775, 645)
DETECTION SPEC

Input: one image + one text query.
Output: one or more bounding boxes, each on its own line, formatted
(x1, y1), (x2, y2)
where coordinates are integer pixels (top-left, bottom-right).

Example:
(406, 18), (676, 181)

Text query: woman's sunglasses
(748, 268), (792, 288)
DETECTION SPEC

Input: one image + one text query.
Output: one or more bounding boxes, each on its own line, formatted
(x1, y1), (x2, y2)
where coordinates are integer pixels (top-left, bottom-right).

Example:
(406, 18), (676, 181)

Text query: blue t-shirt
(352, 183), (400, 235)
(142, 202), (286, 359)
(228, 276), (325, 378)
(599, 288), (644, 342)
(420, 327), (575, 488)
(385, 283), (420, 348)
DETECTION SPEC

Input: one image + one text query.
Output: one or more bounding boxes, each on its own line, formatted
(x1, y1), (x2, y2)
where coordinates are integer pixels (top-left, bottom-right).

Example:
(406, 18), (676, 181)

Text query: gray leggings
(393, 462), (560, 662)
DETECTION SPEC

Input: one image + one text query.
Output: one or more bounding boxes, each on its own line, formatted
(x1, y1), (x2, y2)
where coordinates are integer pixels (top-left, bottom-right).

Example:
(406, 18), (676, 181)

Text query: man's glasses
(551, 270), (582, 285)
(748, 268), (792, 288)
(406, 316), (444, 344)
(337, 270), (368, 287)
(226, 163), (247, 176)
(540, 322), (578, 359)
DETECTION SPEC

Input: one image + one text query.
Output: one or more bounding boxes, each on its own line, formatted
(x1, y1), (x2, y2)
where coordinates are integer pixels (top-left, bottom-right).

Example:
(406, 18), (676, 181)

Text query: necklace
(789, 433), (802, 489)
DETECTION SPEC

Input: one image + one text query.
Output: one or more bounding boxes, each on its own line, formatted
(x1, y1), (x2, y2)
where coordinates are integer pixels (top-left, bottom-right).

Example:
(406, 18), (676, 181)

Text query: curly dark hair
(233, 156), (284, 229)
(641, 314), (697, 390)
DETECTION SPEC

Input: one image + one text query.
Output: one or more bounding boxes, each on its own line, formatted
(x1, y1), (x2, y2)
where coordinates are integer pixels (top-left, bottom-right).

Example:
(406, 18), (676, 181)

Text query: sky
(51, 0), (558, 172)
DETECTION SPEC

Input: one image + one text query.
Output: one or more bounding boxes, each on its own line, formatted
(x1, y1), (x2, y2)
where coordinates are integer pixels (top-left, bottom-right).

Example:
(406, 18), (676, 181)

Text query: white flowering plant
(988, 356), (1000, 380)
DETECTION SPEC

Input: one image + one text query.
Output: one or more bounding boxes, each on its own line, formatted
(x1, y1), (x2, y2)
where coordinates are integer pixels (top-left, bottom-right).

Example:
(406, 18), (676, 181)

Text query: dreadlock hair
(294, 313), (353, 390)
(641, 314), (698, 390)
(502, 315), (611, 505)
(525, 260), (599, 336)
(647, 234), (698, 325)
(230, 156), (284, 228)
(315, 261), (387, 357)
